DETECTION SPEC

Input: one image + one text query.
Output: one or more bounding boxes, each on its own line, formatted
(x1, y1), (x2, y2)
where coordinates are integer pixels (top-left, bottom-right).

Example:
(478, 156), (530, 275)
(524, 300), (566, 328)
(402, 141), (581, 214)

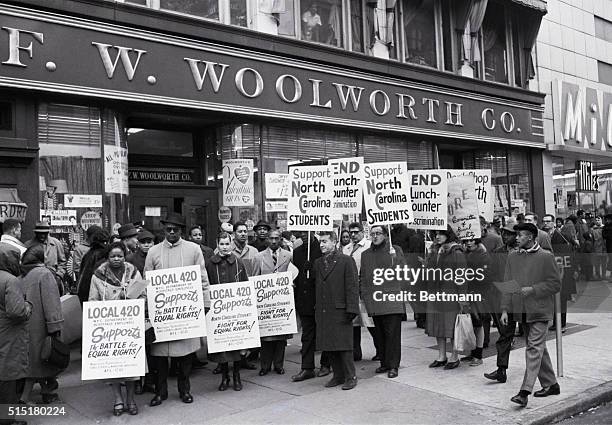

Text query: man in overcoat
(144, 213), (210, 406)
(291, 232), (331, 382)
(502, 223), (561, 407)
(314, 231), (359, 390)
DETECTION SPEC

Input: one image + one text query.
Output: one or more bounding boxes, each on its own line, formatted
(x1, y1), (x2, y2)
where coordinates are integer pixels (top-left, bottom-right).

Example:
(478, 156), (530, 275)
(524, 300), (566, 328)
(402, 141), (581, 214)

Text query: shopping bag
(453, 313), (476, 354)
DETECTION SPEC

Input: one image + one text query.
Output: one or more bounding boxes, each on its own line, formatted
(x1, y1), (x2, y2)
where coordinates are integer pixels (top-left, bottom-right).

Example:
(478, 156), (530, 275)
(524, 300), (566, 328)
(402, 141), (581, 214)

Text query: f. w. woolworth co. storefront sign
(0, 5), (544, 146)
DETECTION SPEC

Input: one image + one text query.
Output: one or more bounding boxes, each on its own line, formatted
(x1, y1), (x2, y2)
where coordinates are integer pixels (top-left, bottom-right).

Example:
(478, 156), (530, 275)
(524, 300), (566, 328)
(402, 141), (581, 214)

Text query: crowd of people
(0, 206), (603, 422)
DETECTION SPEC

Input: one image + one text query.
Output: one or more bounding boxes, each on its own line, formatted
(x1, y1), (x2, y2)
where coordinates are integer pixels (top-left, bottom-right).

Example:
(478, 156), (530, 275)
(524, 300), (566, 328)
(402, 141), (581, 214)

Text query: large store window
(402, 0), (437, 67)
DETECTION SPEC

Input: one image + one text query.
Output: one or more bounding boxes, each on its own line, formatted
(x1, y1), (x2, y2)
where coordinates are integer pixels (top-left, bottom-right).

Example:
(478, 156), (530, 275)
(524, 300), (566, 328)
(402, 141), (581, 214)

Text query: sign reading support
(447, 175), (482, 240)
(362, 162), (412, 226)
(287, 165), (333, 231)
(407, 170), (447, 230)
(145, 265), (207, 342)
(81, 299), (145, 380)
(206, 280), (261, 353)
(328, 157), (364, 214)
(250, 272), (297, 338)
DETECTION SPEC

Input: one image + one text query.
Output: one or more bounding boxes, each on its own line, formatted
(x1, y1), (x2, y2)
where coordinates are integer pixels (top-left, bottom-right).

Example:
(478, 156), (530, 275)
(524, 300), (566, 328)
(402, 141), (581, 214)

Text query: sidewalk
(25, 279), (612, 425)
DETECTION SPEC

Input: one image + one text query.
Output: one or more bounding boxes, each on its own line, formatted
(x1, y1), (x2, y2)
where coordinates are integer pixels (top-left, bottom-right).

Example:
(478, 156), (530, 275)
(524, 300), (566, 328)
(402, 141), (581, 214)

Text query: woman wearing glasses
(425, 227), (467, 370)
(206, 231), (250, 391)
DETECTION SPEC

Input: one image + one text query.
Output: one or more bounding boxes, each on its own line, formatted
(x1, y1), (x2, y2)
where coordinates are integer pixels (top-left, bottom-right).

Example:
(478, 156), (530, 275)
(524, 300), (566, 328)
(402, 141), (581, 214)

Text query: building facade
(0, 0), (546, 244)
(535, 0), (612, 217)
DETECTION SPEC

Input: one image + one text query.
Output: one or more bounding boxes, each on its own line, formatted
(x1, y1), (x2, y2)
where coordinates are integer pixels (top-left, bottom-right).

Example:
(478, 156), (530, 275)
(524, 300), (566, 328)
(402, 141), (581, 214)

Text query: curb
(520, 381), (612, 425)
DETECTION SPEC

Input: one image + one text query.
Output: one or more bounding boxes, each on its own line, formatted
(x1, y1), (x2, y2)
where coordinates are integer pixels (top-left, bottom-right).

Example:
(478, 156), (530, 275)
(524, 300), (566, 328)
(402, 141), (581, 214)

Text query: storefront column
(541, 150), (555, 215)
(529, 149), (547, 219)
(101, 109), (129, 231)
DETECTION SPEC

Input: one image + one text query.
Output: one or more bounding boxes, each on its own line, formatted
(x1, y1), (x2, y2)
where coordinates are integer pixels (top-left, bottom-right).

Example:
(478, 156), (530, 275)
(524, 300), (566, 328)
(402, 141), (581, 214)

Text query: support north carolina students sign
(362, 162), (413, 226)
(287, 165), (333, 231)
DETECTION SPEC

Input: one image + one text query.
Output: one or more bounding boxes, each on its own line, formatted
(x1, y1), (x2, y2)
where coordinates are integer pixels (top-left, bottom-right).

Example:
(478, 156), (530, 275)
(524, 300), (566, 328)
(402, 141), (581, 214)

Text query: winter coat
(231, 242), (259, 277)
(314, 250), (359, 351)
(198, 244), (215, 262)
(464, 243), (491, 315)
(592, 225), (605, 253)
(126, 248), (147, 275)
(292, 238), (322, 316)
(502, 245), (561, 323)
(250, 238), (269, 252)
(77, 247), (108, 305)
(0, 269), (31, 380)
(25, 236), (67, 279)
(88, 261), (145, 302)
(360, 240), (407, 316)
(145, 238), (210, 357)
(21, 265), (63, 378)
(72, 242), (90, 279)
(602, 223), (612, 252)
(206, 253), (250, 363)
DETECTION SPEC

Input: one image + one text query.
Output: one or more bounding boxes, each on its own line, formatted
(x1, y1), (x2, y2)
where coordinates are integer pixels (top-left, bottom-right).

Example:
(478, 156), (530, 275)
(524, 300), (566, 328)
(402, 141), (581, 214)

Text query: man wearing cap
(118, 223), (139, 254)
(144, 213), (210, 407)
(127, 230), (155, 275)
(250, 220), (271, 252)
(25, 222), (67, 294)
(484, 217), (519, 384)
(501, 222), (561, 407)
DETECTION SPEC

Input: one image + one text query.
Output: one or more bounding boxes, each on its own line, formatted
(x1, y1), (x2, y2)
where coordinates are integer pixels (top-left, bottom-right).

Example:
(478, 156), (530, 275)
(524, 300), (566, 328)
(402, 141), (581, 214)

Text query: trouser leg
(385, 314), (402, 369)
(320, 351), (331, 368)
(537, 342), (558, 388)
(144, 347), (156, 387)
(176, 353), (193, 395)
(520, 321), (550, 392)
(273, 340), (287, 370)
(494, 314), (516, 369)
(330, 352), (344, 381)
(352, 326), (362, 360)
(299, 315), (316, 370)
(260, 341), (274, 371)
(340, 350), (356, 380)
(373, 316), (387, 367)
(367, 326), (382, 357)
(153, 356), (169, 397)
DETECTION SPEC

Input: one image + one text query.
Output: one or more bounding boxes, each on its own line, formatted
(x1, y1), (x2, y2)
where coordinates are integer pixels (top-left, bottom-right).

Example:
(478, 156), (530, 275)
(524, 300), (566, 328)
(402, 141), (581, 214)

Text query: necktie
(272, 249), (278, 266)
(350, 243), (360, 257)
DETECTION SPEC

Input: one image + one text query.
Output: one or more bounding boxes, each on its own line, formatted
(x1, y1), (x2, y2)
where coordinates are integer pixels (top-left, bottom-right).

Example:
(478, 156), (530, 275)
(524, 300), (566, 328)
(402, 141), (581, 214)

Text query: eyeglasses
(370, 232), (384, 237)
(349, 230), (361, 234)
(165, 226), (180, 233)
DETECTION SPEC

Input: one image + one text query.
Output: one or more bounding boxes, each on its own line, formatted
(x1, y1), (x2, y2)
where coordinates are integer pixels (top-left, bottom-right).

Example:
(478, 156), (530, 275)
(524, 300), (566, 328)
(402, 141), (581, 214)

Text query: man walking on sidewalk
(314, 231), (359, 390)
(501, 223), (561, 407)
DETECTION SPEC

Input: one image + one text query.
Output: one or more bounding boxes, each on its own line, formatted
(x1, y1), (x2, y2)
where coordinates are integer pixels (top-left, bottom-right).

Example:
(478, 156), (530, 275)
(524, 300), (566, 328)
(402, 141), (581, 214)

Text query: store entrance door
(130, 186), (218, 247)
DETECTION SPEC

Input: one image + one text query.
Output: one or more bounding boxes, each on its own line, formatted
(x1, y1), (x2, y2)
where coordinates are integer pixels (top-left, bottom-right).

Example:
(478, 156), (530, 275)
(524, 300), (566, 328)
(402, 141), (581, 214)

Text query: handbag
(39, 278), (71, 370)
(453, 313), (477, 355)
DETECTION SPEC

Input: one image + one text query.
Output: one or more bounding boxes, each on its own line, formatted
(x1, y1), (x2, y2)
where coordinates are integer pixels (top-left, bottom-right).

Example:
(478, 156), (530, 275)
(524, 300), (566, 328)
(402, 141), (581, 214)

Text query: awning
(509, 0), (547, 13)
(0, 188), (27, 223)
(546, 145), (612, 162)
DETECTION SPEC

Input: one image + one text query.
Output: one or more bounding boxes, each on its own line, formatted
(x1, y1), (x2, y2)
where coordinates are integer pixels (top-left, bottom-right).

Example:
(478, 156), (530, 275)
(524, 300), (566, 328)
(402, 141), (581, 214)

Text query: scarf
(519, 241), (541, 254)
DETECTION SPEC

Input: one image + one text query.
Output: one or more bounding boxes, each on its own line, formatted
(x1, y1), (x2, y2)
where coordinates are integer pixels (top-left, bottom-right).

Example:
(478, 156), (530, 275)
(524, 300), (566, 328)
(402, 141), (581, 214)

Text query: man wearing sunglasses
(144, 213), (210, 407)
(342, 223), (381, 362)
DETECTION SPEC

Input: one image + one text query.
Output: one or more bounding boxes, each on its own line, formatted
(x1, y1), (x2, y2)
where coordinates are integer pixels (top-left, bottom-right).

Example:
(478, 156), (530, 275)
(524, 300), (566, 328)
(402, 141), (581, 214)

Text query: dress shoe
(484, 368), (507, 383)
(534, 383), (560, 397)
(180, 393), (193, 403)
(375, 366), (389, 374)
(342, 377), (357, 390)
(275, 368), (285, 375)
(469, 358), (483, 366)
(460, 356), (474, 362)
(218, 376), (230, 391)
(324, 377), (343, 387)
(510, 393), (528, 407)
(291, 369), (316, 382)
(428, 359), (447, 368)
(443, 360), (460, 370)
(46, 378), (59, 392)
(259, 369), (270, 376)
(387, 368), (398, 378)
(233, 372), (242, 391)
(317, 366), (331, 377)
(371, 355), (381, 361)
(149, 395), (164, 407)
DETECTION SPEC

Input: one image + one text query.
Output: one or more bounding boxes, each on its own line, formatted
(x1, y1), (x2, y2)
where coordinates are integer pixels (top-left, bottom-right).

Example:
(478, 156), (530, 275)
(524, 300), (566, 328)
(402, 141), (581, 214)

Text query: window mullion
(399, 0), (406, 62)
(434, 0), (444, 70)
(506, 7), (516, 87)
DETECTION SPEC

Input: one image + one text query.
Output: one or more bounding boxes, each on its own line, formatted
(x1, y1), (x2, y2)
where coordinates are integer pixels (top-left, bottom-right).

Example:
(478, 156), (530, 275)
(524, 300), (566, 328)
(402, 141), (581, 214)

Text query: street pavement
(560, 402), (612, 424)
(20, 278), (612, 425)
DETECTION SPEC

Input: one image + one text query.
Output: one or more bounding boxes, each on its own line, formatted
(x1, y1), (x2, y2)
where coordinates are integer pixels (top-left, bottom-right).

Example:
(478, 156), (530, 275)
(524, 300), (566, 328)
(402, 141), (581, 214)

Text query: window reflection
(160, 0), (219, 20)
(403, 0), (436, 67)
(230, 0), (248, 27)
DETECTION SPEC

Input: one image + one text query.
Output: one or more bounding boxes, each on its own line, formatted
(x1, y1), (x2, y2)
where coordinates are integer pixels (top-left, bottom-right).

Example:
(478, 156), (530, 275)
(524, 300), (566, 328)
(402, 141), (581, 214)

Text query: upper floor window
(300, 0), (344, 47)
(121, 0), (247, 27)
(481, 1), (508, 83)
(402, 0), (437, 67)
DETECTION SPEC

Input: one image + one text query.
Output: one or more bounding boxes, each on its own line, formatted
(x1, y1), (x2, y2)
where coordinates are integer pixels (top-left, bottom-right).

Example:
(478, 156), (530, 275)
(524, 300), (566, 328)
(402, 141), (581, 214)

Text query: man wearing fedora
(118, 223), (139, 254)
(250, 220), (271, 252)
(144, 213), (210, 407)
(25, 222), (67, 295)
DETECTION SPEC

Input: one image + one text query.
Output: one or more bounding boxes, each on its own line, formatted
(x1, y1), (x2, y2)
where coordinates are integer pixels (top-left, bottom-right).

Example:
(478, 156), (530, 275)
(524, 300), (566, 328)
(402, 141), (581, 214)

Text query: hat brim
(120, 229), (139, 238)
(34, 228), (51, 233)
(160, 220), (185, 227)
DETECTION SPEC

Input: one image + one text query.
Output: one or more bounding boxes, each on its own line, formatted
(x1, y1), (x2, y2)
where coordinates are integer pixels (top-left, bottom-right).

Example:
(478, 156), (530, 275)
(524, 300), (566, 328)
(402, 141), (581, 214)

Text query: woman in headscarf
(18, 245), (64, 404)
(88, 242), (145, 416)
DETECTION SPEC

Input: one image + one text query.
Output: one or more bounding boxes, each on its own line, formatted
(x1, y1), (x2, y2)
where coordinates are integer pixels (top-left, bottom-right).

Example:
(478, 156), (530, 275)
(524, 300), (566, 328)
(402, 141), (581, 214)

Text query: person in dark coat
(126, 230), (155, 275)
(0, 245), (32, 424)
(314, 231), (359, 390)
(602, 214), (612, 280)
(390, 223), (411, 254)
(291, 232), (331, 382)
(206, 232), (251, 392)
(250, 220), (271, 252)
(18, 245), (64, 405)
(502, 223), (561, 408)
(360, 225), (406, 378)
(425, 227), (467, 370)
(406, 229), (426, 328)
(77, 227), (110, 304)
